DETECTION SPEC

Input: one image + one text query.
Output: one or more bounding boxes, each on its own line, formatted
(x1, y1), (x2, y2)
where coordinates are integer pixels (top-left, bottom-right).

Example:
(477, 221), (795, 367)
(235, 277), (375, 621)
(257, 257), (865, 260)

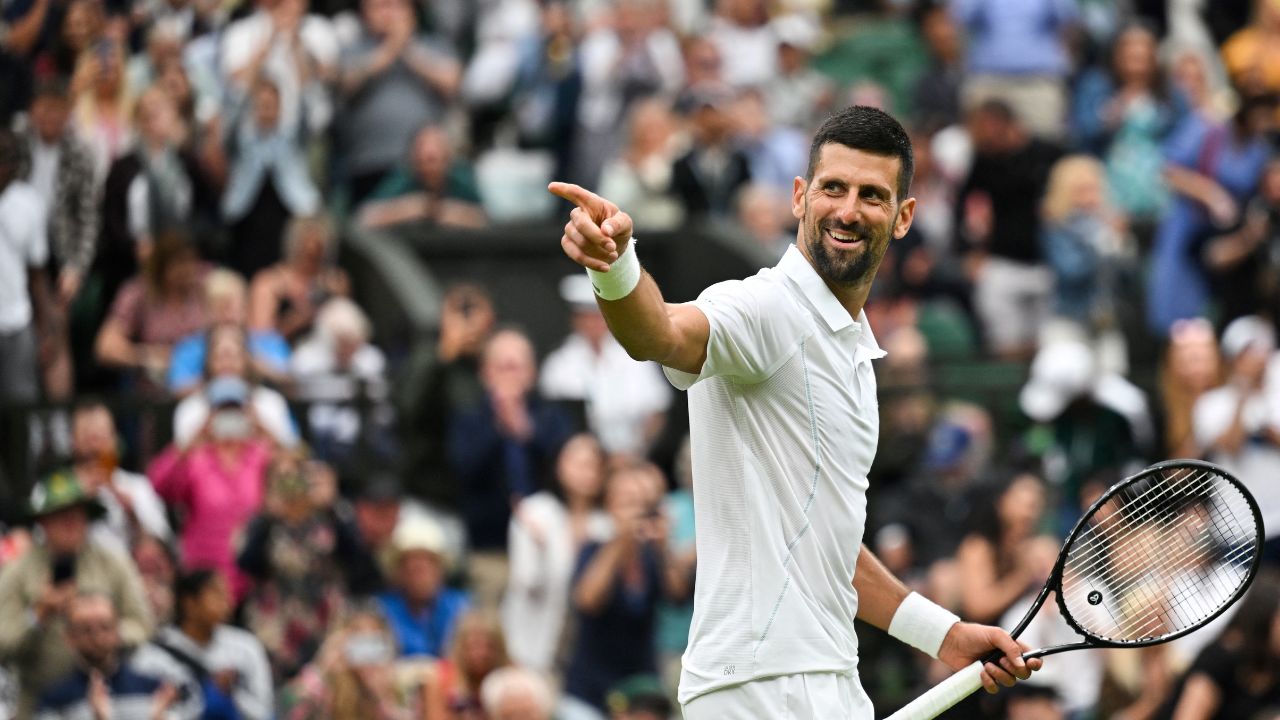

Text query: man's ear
(893, 197), (916, 240)
(791, 176), (806, 221)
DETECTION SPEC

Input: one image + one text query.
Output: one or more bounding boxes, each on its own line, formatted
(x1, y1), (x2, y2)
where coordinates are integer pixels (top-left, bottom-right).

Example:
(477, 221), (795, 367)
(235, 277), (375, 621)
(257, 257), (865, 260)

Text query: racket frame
(998, 458), (1264, 661)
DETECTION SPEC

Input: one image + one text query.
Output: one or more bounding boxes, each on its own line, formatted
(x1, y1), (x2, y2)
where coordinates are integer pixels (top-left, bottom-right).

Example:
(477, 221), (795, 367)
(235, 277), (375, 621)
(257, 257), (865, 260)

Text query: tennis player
(550, 105), (1042, 718)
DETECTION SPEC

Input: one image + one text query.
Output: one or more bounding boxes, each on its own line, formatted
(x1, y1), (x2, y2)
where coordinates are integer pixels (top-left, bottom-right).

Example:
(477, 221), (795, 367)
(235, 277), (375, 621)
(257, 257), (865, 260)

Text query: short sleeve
(662, 276), (804, 390)
(23, 190), (48, 267)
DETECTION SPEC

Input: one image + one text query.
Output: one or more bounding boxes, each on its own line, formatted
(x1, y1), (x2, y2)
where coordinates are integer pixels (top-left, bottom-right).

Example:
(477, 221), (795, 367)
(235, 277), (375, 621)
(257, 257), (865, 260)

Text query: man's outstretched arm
(853, 544), (1042, 694)
(549, 182), (709, 376)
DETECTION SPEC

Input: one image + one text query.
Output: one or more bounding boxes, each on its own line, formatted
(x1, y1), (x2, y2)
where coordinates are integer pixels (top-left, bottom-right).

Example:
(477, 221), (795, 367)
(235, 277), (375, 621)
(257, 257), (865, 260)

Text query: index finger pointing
(549, 182), (608, 217)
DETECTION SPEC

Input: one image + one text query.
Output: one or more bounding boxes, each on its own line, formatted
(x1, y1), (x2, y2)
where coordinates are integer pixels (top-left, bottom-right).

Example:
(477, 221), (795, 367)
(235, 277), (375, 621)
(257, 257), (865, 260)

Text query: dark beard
(804, 217), (890, 286)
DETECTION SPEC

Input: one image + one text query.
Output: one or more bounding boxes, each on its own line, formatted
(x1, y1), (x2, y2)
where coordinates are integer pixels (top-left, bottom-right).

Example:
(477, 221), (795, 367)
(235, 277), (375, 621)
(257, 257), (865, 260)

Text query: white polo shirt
(664, 244), (885, 705)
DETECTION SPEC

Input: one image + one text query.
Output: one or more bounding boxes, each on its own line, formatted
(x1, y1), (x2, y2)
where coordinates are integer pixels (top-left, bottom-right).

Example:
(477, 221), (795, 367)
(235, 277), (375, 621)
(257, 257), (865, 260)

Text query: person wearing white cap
(374, 516), (470, 659)
(1193, 315), (1280, 556)
(540, 275), (672, 457)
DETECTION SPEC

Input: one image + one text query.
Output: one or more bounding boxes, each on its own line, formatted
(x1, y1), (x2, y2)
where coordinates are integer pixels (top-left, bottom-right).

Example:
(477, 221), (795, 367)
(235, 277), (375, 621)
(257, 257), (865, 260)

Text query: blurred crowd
(5, 0), (1280, 718)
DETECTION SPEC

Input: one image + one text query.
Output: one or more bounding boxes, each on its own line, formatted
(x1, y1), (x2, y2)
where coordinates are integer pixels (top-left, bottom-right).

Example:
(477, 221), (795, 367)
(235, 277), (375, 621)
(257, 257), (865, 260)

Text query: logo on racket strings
(1087, 590), (1103, 606)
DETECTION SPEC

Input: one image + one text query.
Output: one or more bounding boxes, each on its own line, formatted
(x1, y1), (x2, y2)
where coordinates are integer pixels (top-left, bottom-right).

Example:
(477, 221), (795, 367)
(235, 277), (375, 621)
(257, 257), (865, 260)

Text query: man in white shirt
(0, 128), (50, 406)
(540, 274), (672, 456)
(69, 402), (172, 555)
(550, 105), (1039, 717)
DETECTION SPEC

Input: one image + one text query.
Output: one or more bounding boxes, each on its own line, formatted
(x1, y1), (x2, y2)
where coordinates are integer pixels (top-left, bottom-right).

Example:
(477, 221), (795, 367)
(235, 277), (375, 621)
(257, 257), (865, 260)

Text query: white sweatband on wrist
(888, 592), (961, 659)
(585, 239), (641, 301)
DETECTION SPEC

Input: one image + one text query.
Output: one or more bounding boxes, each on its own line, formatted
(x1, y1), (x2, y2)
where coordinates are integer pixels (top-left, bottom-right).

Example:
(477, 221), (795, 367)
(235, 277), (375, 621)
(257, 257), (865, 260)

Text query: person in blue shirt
(167, 269), (290, 396)
(375, 517), (469, 659)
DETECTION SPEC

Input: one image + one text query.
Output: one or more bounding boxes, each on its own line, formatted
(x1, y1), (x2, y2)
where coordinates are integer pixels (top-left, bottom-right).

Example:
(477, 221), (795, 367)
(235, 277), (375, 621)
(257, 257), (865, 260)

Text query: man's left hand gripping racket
(886, 459), (1265, 720)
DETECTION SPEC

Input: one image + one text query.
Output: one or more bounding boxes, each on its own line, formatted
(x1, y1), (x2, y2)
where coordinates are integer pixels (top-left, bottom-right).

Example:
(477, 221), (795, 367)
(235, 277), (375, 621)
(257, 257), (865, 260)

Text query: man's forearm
(852, 544), (911, 631)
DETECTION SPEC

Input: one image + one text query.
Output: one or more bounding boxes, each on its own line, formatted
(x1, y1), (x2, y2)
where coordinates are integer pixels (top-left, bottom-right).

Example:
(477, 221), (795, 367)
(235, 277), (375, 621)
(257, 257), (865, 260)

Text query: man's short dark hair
(806, 105), (914, 201)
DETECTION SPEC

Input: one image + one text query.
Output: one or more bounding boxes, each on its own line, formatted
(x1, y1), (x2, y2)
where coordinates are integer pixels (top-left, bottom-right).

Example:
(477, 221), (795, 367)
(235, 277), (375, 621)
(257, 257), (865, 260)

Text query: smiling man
(550, 105), (1041, 717)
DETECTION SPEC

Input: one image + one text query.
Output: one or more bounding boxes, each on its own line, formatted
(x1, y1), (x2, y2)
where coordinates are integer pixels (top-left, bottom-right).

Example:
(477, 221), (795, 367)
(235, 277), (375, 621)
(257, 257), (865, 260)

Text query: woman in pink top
(149, 374), (275, 600)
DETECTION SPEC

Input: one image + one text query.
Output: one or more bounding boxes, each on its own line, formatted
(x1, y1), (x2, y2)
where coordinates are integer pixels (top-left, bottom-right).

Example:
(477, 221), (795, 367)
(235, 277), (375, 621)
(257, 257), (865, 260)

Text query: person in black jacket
(670, 84), (751, 220)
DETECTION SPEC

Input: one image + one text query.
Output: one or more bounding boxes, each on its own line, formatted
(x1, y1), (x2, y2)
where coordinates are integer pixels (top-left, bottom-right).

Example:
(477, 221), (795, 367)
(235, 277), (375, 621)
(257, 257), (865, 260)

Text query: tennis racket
(885, 459), (1264, 720)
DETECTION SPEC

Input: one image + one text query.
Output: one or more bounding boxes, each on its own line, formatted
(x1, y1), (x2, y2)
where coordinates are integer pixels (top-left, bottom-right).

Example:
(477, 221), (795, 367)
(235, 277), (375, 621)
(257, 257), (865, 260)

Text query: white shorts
(681, 672), (874, 720)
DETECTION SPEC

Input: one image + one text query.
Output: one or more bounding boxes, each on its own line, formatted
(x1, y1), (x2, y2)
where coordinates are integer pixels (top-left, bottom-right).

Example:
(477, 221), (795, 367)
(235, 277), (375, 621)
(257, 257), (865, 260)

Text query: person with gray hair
(480, 666), (555, 720)
(247, 214), (350, 343)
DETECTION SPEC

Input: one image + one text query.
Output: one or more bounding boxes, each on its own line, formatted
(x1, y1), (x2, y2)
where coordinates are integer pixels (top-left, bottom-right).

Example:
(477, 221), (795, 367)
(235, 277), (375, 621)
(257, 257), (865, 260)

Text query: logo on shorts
(723, 665), (735, 676)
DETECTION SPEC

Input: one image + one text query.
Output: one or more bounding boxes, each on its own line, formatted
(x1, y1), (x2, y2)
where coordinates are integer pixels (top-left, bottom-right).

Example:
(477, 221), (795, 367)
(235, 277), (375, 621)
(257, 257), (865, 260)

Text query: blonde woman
(421, 612), (511, 720)
(70, 37), (134, 181)
(280, 603), (425, 720)
(1039, 154), (1133, 374)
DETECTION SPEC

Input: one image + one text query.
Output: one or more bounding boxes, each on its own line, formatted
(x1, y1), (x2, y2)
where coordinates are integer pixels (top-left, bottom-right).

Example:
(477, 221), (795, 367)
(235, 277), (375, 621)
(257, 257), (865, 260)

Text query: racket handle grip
(882, 661), (985, 720)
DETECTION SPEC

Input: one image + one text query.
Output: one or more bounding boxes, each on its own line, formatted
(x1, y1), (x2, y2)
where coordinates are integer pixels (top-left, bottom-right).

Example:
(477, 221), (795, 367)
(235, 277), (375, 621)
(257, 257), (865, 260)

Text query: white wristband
(585, 238), (641, 301)
(888, 592), (961, 659)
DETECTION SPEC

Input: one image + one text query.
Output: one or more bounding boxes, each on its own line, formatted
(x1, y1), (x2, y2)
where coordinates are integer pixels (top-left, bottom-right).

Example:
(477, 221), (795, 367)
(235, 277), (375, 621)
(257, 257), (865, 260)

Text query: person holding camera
(148, 374), (277, 601)
(0, 470), (153, 719)
(279, 604), (424, 720)
(562, 461), (687, 717)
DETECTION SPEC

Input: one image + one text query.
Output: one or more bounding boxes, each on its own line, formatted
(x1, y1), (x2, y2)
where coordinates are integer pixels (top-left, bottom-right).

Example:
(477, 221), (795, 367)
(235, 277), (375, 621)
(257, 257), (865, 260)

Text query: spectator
(93, 231), (206, 393)
(563, 462), (682, 716)
(167, 268), (291, 397)
(731, 87), (808, 192)
(357, 125), (485, 230)
(448, 327), (575, 608)
(1193, 315), (1280, 560)
(220, 77), (322, 280)
(954, 472), (1054, 625)
(910, 2), (964, 134)
(220, 0), (338, 139)
(954, 100), (1062, 360)
(734, 183), (794, 259)
(291, 297), (391, 467)
(503, 432), (610, 672)
(571, 0), (683, 188)
(16, 78), (99, 401)
(1160, 317), (1224, 459)
(1164, 571), (1280, 718)
(479, 667), (555, 720)
(279, 603), (425, 719)
(1221, 0), (1280, 97)
(0, 127), (50, 406)
(238, 452), (373, 681)
(953, 0), (1078, 139)
(1039, 154), (1133, 374)
(148, 374), (276, 599)
(596, 98), (684, 232)
(171, 323), (298, 449)
(654, 436), (696, 701)
(1147, 91), (1275, 336)
(420, 611), (510, 720)
(346, 472), (406, 595)
(131, 534), (176, 626)
(247, 214), (350, 344)
(69, 38), (134, 182)
(376, 516), (470, 659)
(69, 400), (172, 554)
(34, 593), (178, 720)
(1204, 156), (1280, 328)
(337, 0), (460, 205)
(151, 569), (274, 720)
(669, 85), (752, 220)
(1072, 22), (1182, 236)
(0, 470), (153, 719)
(399, 282), (495, 506)
(764, 13), (833, 132)
(540, 275), (671, 457)
(1003, 684), (1066, 720)
(1019, 340), (1152, 511)
(705, 0), (776, 89)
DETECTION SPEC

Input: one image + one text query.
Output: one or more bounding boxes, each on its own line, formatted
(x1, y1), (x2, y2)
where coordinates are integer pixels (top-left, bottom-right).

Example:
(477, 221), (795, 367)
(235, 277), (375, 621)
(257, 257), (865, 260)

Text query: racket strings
(1080, 474), (1254, 638)
(1059, 466), (1258, 644)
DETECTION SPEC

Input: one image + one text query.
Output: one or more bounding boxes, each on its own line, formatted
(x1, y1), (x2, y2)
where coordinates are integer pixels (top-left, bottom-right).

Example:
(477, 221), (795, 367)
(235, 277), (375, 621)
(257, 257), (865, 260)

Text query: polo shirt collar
(776, 245), (887, 359)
